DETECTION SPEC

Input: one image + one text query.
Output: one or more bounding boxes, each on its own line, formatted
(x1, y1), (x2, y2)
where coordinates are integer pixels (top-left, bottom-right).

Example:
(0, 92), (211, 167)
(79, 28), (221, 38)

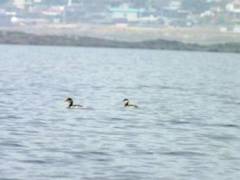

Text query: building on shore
(108, 4), (145, 23)
(12, 0), (42, 9)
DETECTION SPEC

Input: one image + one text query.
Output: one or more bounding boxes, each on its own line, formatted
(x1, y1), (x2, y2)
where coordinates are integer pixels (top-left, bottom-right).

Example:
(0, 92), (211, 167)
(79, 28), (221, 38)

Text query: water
(0, 45), (240, 180)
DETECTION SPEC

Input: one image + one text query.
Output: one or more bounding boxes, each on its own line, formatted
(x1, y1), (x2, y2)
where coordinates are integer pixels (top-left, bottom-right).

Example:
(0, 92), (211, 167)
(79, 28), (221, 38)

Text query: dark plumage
(65, 97), (83, 108)
(123, 98), (138, 108)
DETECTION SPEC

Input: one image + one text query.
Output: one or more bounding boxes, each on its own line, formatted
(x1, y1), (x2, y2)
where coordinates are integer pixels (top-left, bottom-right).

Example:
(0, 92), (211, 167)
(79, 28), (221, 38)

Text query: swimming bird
(65, 97), (83, 109)
(123, 98), (138, 108)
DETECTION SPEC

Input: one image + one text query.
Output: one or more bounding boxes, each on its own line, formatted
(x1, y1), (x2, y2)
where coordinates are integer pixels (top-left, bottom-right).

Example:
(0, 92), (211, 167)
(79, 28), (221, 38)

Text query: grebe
(123, 98), (138, 108)
(65, 97), (83, 109)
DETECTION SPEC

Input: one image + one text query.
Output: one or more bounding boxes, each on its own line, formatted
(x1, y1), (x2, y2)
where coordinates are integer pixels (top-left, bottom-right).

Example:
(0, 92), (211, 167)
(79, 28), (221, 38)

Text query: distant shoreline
(0, 30), (240, 53)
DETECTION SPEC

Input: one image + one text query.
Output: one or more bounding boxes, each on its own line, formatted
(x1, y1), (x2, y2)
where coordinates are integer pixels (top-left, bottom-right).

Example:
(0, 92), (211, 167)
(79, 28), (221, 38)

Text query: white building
(12, 0), (41, 9)
(226, 0), (240, 13)
(109, 4), (145, 22)
(12, 0), (26, 9)
(167, 1), (182, 10)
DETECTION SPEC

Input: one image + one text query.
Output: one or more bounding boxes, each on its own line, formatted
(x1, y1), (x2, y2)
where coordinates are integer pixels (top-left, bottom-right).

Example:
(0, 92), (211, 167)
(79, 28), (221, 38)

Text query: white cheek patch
(65, 101), (70, 105)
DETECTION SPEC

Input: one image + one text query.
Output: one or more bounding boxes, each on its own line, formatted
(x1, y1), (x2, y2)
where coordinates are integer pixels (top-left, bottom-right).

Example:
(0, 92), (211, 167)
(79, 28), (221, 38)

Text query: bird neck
(68, 101), (73, 107)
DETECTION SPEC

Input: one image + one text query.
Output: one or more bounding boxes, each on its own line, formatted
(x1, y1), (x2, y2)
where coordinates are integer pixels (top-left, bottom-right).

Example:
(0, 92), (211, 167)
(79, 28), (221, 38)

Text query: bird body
(65, 97), (83, 109)
(123, 98), (138, 108)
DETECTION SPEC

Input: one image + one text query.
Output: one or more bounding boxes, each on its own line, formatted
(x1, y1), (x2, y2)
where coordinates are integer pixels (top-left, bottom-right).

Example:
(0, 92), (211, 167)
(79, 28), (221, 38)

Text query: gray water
(0, 45), (240, 180)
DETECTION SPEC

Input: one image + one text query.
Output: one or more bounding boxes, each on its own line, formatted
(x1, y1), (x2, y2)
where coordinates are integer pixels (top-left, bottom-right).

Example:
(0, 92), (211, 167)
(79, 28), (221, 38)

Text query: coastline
(0, 30), (240, 53)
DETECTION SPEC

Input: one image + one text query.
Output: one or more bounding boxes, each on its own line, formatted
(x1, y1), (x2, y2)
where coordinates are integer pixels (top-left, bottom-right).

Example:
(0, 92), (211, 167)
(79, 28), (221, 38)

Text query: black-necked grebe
(65, 97), (83, 109)
(123, 98), (138, 108)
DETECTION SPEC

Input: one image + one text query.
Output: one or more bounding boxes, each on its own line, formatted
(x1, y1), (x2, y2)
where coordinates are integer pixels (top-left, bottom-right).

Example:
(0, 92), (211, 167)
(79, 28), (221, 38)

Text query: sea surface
(0, 45), (240, 180)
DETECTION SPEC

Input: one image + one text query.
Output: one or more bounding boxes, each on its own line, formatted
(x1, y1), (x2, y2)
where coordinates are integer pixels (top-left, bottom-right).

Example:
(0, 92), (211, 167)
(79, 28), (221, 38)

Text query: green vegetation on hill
(0, 30), (240, 53)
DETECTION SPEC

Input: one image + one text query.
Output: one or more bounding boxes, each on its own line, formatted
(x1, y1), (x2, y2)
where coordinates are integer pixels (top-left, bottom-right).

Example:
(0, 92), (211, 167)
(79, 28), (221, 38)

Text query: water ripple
(0, 46), (239, 180)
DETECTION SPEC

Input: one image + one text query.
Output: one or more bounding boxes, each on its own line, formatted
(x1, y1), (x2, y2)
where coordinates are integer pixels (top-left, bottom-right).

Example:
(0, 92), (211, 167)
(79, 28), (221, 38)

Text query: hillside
(0, 30), (240, 53)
